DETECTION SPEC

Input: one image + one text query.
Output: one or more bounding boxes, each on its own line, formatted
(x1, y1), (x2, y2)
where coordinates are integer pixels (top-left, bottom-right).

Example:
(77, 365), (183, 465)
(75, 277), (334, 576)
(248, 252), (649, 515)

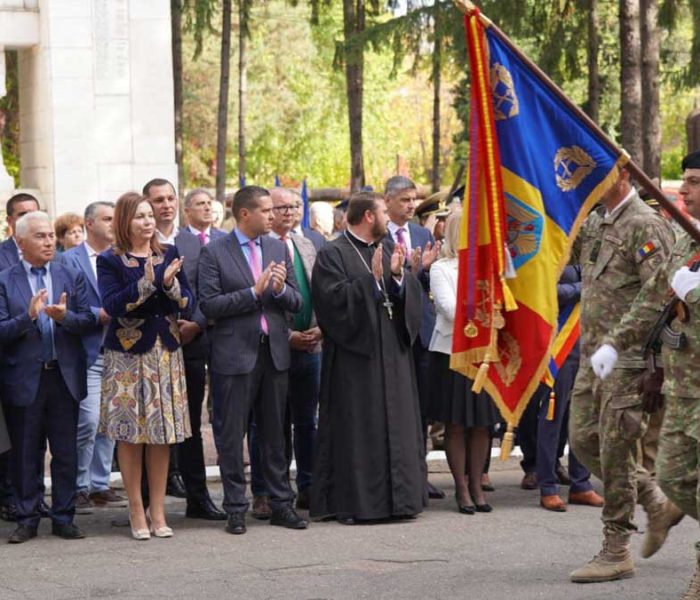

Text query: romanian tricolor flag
(451, 3), (627, 456)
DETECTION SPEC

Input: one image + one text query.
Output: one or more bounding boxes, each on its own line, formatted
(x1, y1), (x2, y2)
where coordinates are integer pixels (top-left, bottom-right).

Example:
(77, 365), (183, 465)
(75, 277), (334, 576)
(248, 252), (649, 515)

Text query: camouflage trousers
(656, 395), (700, 521)
(570, 364), (661, 536)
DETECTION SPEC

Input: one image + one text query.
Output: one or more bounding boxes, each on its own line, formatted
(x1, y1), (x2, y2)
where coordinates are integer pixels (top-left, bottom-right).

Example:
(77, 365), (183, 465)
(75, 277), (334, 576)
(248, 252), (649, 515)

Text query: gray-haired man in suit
(199, 185), (306, 535)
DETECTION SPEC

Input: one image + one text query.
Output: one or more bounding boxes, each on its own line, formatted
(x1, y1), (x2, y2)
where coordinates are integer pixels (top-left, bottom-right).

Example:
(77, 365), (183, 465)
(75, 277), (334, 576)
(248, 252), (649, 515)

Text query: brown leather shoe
(569, 490), (604, 507)
(251, 495), (272, 520)
(520, 472), (538, 490)
(540, 494), (567, 512)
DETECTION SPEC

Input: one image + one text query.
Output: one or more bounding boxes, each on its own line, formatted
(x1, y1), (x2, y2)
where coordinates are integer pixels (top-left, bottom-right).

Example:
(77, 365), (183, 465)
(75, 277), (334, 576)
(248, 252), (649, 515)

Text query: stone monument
(0, 0), (177, 214)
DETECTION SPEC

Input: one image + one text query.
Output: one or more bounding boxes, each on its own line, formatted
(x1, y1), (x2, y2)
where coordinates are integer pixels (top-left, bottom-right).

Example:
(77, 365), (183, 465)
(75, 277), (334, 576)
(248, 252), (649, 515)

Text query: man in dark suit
(0, 211), (95, 543)
(199, 185), (306, 535)
(183, 187), (227, 244)
(64, 201), (127, 514)
(144, 179), (226, 520)
(0, 192), (41, 522)
(383, 176), (443, 499)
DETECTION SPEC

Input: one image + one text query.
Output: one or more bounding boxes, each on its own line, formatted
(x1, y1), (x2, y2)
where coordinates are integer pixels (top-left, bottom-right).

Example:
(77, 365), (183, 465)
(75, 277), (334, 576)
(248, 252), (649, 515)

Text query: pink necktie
(198, 231), (207, 245)
(396, 227), (407, 251)
(247, 240), (269, 334)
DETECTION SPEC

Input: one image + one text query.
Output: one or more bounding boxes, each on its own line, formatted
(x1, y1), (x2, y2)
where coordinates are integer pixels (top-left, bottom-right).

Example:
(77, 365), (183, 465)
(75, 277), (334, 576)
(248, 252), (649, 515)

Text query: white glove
(590, 344), (618, 380)
(671, 266), (700, 301)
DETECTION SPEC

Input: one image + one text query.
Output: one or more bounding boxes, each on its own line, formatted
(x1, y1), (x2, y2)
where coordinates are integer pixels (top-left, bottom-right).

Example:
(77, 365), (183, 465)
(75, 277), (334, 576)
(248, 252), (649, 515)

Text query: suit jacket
(0, 260), (95, 407)
(428, 257), (457, 355)
(64, 243), (106, 367)
(288, 233), (321, 353)
(302, 227), (325, 253)
(0, 238), (19, 271)
(175, 227), (228, 359)
(199, 230), (303, 375)
(98, 245), (194, 355)
(384, 222), (437, 348)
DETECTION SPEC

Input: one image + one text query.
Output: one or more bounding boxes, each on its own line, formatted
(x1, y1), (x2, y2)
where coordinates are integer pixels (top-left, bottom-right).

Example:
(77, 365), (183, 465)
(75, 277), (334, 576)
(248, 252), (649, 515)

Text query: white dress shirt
(83, 240), (100, 280)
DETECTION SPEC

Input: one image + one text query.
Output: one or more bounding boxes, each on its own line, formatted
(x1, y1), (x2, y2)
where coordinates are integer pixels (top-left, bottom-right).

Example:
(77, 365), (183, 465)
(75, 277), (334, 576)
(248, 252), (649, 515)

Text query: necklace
(344, 230), (393, 320)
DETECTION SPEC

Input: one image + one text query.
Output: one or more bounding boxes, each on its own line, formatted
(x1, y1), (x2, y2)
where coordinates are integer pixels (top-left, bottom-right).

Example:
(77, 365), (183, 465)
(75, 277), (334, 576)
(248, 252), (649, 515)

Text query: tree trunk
(170, 0), (185, 217)
(343, 0), (365, 192)
(619, 0), (643, 166)
(216, 0), (232, 203)
(586, 0), (600, 122)
(430, 3), (441, 193)
(238, 0), (247, 187)
(641, 0), (660, 179)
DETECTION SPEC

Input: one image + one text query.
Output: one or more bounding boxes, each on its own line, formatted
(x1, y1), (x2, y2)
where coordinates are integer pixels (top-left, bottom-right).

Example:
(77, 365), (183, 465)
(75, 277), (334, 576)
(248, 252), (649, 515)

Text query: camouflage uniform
(605, 229), (700, 522)
(570, 192), (673, 540)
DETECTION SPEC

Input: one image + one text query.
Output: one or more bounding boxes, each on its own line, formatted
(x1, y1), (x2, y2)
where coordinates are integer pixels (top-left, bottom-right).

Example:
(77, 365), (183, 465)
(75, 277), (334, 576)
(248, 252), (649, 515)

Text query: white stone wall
(15, 0), (177, 216)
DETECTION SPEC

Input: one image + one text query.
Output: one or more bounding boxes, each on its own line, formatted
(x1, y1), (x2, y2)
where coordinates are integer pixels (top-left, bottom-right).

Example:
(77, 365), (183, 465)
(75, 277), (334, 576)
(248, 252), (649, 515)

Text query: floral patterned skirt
(100, 338), (191, 444)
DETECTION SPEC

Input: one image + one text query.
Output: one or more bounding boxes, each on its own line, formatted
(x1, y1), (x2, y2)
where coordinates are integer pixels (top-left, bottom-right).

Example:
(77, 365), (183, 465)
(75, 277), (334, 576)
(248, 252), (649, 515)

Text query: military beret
(682, 150), (700, 170)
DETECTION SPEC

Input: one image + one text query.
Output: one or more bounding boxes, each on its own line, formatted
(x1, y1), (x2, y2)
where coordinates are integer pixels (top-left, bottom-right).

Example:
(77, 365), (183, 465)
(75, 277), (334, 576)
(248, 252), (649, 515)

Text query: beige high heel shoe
(149, 525), (174, 538)
(129, 516), (150, 541)
(145, 508), (173, 538)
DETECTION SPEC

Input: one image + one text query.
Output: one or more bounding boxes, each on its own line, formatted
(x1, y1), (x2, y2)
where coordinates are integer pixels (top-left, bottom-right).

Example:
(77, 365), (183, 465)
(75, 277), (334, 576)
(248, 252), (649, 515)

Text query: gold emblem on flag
(554, 146), (596, 191)
(494, 332), (522, 387)
(491, 63), (519, 120)
(464, 321), (479, 338)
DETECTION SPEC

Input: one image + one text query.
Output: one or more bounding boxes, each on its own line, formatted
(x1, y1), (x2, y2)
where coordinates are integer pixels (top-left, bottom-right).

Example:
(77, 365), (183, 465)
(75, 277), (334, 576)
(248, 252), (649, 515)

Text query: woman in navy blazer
(98, 192), (193, 540)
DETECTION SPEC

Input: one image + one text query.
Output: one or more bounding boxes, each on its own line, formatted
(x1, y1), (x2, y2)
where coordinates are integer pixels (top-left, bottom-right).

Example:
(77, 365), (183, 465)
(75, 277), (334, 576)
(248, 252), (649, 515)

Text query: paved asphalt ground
(0, 464), (697, 600)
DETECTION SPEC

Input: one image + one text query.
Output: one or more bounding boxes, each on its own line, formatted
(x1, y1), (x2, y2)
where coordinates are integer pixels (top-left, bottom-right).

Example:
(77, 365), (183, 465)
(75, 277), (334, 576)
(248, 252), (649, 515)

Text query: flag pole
(453, 0), (700, 244)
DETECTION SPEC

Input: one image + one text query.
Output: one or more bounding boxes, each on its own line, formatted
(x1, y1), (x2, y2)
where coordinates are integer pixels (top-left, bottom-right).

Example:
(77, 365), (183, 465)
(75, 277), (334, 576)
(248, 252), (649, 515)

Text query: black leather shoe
(427, 482), (445, 499)
(166, 473), (187, 498)
(8, 524), (37, 544)
(270, 506), (308, 530)
(38, 499), (50, 518)
(475, 503), (493, 513)
(186, 496), (227, 521)
(225, 513), (247, 535)
(51, 522), (85, 539)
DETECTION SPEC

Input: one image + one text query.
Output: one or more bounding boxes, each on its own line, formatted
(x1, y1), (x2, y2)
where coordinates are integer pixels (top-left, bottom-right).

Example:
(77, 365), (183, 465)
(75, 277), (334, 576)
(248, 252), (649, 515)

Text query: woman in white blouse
(427, 210), (499, 514)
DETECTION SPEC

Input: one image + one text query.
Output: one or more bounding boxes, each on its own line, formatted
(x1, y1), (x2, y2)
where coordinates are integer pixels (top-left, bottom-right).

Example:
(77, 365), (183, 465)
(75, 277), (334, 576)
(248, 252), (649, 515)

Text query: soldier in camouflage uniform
(595, 150), (700, 599)
(568, 168), (678, 583)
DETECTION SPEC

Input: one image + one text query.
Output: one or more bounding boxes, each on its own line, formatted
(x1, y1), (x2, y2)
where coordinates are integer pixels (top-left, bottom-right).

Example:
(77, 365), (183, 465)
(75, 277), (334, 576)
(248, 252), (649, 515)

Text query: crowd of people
(2, 157), (700, 595)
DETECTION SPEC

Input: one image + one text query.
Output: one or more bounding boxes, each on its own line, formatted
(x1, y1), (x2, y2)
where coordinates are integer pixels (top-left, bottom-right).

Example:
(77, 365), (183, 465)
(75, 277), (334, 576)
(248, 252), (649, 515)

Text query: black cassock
(309, 231), (427, 520)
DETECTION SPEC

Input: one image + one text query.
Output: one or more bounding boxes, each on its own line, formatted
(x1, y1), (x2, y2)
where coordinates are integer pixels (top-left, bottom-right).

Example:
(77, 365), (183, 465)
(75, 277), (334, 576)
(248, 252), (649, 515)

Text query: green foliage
(0, 51), (19, 185)
(182, 0), (460, 189)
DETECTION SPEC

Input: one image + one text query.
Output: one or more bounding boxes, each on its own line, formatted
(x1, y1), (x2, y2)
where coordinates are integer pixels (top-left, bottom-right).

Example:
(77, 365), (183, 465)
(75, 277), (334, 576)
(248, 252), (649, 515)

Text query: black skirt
(427, 351), (500, 428)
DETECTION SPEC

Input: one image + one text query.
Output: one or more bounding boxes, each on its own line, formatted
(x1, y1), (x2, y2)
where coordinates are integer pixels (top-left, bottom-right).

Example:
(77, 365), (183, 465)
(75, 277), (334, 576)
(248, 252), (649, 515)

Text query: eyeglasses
(272, 205), (296, 213)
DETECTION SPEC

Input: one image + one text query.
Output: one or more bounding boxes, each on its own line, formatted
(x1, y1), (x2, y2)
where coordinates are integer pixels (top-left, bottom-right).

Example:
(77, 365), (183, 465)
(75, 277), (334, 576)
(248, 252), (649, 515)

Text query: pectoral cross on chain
(382, 297), (394, 320)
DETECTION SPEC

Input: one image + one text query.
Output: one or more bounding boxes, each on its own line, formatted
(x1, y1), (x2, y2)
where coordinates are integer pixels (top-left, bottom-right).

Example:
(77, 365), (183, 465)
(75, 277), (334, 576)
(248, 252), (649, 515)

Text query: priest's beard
(371, 220), (387, 241)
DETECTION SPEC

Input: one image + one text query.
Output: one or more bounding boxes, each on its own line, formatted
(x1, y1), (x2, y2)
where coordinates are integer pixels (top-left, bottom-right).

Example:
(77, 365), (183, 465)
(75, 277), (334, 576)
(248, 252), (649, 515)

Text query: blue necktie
(30, 266), (53, 361)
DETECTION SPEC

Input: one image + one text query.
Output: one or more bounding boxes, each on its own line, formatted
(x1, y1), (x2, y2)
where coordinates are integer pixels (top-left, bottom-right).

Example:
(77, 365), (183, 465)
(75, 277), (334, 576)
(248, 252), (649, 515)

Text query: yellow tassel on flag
(472, 362), (489, 393)
(499, 423), (515, 461)
(501, 278), (518, 312)
(546, 391), (556, 421)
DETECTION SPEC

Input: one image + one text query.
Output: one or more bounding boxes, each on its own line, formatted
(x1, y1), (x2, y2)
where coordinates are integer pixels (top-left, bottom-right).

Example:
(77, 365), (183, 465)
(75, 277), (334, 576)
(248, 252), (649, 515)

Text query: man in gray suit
(199, 185), (306, 535)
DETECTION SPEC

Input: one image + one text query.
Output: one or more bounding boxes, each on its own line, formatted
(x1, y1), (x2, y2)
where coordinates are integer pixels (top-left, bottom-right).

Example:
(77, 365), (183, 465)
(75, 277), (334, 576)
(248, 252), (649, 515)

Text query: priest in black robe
(309, 191), (427, 522)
